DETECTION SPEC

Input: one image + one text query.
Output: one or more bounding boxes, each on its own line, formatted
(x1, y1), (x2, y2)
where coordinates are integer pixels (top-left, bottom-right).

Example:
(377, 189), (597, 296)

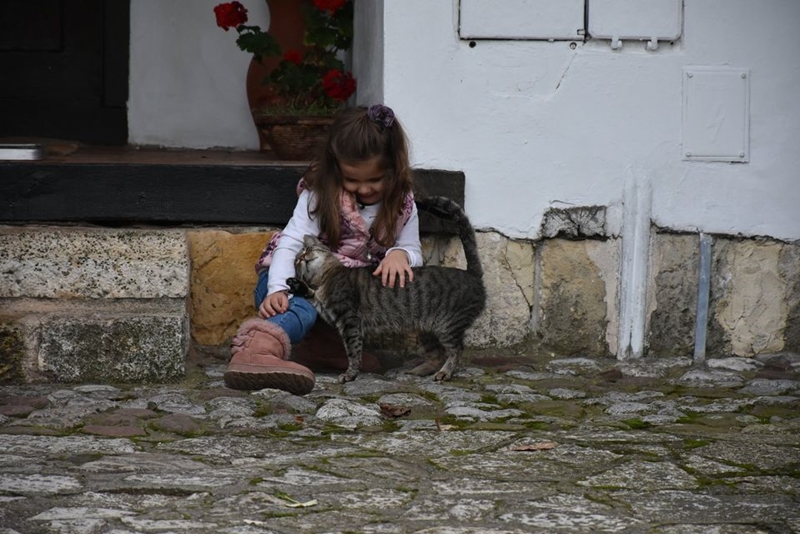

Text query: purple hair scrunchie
(367, 104), (395, 129)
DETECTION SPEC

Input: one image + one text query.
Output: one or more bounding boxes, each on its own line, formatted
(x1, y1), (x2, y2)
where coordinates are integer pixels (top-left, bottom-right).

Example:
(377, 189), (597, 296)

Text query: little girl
(225, 105), (422, 395)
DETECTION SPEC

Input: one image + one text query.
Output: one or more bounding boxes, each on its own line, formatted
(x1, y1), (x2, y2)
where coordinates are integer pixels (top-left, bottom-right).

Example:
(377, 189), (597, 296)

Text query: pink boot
(225, 319), (315, 395)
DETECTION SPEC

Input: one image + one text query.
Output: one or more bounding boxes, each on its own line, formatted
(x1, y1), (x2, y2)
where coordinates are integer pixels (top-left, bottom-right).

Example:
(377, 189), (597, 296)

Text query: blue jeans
(254, 270), (317, 344)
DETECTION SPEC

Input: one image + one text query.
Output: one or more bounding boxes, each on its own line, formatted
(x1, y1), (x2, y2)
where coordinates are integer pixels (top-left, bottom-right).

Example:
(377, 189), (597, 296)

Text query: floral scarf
(255, 180), (415, 273)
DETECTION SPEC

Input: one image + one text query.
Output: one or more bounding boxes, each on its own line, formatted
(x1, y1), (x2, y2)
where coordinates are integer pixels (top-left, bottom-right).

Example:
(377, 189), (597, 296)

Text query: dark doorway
(0, 0), (129, 145)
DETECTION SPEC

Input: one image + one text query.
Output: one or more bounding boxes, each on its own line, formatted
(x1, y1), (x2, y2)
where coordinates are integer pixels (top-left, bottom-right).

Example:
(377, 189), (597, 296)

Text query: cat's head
(295, 235), (337, 287)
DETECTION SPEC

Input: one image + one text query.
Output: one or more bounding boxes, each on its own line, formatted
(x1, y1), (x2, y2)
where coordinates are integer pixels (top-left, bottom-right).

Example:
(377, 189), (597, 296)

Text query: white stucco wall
(353, 1), (384, 106)
(129, 0), (270, 150)
(128, 0), (800, 242)
(379, 0), (800, 242)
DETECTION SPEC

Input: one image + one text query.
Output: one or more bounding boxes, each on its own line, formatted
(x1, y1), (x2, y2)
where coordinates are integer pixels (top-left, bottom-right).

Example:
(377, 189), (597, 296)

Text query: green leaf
(320, 56), (345, 71)
(236, 29), (280, 60)
(247, 0), (355, 112)
(306, 26), (338, 49)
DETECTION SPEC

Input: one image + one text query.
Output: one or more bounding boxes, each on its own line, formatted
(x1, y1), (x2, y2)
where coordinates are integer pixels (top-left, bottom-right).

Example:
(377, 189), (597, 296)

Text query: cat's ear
(303, 234), (316, 247)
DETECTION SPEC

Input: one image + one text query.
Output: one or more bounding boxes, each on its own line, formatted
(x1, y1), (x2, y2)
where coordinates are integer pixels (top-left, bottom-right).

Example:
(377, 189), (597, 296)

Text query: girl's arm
(385, 202), (423, 267)
(268, 191), (320, 296)
(375, 202), (423, 288)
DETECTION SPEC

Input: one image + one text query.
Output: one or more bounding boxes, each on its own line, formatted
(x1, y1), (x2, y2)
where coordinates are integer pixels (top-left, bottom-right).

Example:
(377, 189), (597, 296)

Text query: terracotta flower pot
(245, 0), (314, 155)
(253, 114), (334, 161)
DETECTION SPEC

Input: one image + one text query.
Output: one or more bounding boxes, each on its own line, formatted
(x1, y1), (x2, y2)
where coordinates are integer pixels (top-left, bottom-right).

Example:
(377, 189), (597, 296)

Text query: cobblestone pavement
(1, 348), (799, 534)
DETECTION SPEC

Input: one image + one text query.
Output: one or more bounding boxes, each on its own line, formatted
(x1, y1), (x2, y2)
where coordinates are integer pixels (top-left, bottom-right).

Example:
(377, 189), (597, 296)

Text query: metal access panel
(459, 0), (584, 41)
(682, 66), (750, 163)
(589, 0), (682, 48)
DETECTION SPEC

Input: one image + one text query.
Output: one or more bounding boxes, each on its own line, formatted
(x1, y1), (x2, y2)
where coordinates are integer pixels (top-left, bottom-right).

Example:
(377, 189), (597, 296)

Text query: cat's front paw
(286, 277), (307, 296)
(433, 371), (450, 382)
(338, 369), (359, 384)
(434, 359), (457, 382)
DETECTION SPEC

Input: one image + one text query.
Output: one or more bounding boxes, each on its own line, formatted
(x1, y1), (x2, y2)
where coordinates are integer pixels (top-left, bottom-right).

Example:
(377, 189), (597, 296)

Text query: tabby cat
(287, 196), (486, 383)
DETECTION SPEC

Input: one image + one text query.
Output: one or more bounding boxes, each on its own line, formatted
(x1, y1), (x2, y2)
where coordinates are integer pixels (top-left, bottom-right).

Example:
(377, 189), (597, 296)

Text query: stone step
(0, 228), (190, 383)
(1, 311), (187, 383)
(0, 228), (189, 299)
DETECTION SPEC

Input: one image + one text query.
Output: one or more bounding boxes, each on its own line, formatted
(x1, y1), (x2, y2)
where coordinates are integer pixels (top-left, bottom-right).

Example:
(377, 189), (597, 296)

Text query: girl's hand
(373, 250), (414, 288)
(259, 291), (289, 318)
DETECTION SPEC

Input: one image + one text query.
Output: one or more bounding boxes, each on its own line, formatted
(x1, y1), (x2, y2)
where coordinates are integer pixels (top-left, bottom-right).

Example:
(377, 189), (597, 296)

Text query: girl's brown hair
(304, 106), (413, 248)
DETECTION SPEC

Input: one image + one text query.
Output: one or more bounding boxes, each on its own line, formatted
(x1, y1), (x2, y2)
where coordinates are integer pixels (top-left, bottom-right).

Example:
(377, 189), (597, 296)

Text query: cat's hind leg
(407, 359), (442, 376)
(335, 314), (364, 383)
(406, 333), (442, 376)
(433, 337), (463, 382)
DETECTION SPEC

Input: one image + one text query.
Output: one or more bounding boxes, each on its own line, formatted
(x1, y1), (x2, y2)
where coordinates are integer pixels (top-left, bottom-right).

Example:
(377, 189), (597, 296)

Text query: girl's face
(339, 156), (386, 206)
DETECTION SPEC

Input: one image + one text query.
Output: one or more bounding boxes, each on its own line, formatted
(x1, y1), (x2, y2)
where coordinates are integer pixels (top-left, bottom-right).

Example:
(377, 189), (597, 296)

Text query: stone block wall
(434, 229), (798, 361)
(1, 224), (797, 384)
(423, 232), (536, 348)
(644, 232), (799, 358)
(0, 228), (189, 383)
(708, 237), (800, 356)
(646, 233), (700, 357)
(187, 229), (275, 351)
(535, 238), (619, 356)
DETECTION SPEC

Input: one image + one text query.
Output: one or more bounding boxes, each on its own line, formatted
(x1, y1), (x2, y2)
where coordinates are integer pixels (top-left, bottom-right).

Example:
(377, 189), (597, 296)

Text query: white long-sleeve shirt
(267, 190), (423, 297)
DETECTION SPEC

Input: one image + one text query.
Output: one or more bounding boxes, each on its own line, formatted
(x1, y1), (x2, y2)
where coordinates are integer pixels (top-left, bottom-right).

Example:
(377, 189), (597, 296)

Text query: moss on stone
(470, 421), (527, 431)
(522, 420), (552, 431)
(676, 411), (703, 424)
(380, 419), (400, 432)
(0, 325), (25, 384)
(521, 399), (585, 418)
(479, 393), (499, 405)
(683, 438), (711, 449)
(277, 422), (305, 432)
(749, 404), (800, 421)
(622, 418), (652, 430)
(253, 403), (272, 417)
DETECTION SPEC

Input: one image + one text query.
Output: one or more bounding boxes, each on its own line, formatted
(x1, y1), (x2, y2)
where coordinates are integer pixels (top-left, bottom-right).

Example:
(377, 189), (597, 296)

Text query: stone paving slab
(0, 350), (798, 533)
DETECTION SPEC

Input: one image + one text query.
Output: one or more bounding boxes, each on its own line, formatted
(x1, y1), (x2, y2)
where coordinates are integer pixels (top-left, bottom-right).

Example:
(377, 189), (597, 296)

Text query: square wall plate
(460, 0), (584, 41)
(682, 66), (750, 163)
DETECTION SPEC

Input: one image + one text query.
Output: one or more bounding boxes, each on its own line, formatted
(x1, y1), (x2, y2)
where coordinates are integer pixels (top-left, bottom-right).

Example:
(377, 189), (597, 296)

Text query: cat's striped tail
(415, 196), (483, 279)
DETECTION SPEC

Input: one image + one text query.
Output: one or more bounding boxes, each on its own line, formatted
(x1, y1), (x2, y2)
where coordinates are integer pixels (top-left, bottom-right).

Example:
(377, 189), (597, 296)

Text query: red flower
(322, 69), (356, 101)
(313, 0), (347, 15)
(283, 49), (303, 65)
(214, 2), (248, 31)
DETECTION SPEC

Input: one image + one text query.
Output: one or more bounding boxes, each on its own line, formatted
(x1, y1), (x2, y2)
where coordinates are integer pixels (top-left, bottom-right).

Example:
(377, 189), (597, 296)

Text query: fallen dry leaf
(379, 403), (412, 418)
(284, 499), (318, 508)
(275, 492), (318, 508)
(510, 441), (558, 452)
(435, 418), (456, 431)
